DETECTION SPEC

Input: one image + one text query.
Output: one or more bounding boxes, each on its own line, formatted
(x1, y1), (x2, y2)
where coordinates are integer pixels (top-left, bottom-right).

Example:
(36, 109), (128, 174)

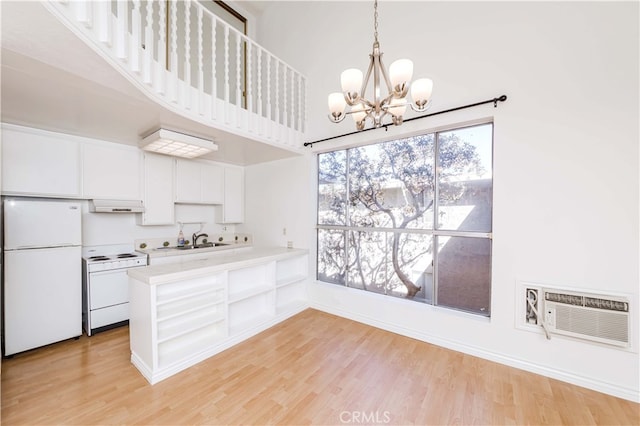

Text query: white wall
(82, 203), (232, 249)
(247, 1), (640, 401)
(240, 155), (313, 249)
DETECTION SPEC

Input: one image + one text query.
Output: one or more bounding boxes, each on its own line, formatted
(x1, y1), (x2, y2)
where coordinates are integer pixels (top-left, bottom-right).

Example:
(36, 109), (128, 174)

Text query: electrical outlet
(287, 241), (293, 249)
(525, 288), (540, 325)
(282, 227), (287, 236)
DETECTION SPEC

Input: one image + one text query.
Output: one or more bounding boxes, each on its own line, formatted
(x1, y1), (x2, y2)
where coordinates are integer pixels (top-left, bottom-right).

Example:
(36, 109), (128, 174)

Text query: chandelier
(328, 0), (433, 130)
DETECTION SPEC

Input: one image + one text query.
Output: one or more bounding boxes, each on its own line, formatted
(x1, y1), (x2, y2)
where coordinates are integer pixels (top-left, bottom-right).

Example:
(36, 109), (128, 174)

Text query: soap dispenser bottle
(177, 228), (185, 247)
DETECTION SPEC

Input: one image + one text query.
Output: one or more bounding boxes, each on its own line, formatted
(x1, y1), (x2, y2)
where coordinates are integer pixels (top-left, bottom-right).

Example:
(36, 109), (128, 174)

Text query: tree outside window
(317, 123), (493, 315)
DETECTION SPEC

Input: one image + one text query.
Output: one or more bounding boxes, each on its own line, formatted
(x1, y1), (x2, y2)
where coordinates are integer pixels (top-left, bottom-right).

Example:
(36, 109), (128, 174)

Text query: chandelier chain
(373, 0), (378, 43)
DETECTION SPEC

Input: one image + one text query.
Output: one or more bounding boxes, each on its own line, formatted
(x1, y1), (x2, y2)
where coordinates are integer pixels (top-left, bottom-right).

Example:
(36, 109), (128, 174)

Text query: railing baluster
(235, 33), (242, 127)
(197, 6), (204, 114)
(97, 1), (110, 44)
(275, 60), (280, 128)
(75, 1), (92, 27)
(156, 0), (166, 94)
(246, 42), (253, 131)
(266, 54), (272, 138)
(183, 0), (191, 109)
(169, 0), (178, 102)
(116, 0), (128, 59)
(283, 64), (288, 130)
(210, 15), (217, 120)
(289, 66), (294, 134)
(297, 76), (303, 133)
(257, 47), (262, 134)
(224, 25), (230, 123)
(130, 0), (141, 73)
(143, 0), (154, 84)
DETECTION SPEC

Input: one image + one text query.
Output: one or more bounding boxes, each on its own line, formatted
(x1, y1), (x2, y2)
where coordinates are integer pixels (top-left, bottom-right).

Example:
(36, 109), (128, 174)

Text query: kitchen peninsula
(128, 246), (309, 384)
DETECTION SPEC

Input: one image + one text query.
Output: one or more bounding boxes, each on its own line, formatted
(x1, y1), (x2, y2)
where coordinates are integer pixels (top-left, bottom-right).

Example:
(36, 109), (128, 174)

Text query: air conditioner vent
(584, 297), (628, 312)
(545, 291), (583, 306)
(543, 289), (630, 347)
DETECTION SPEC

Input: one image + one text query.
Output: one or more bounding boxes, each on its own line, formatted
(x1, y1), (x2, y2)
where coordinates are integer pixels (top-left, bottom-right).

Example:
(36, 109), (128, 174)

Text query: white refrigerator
(3, 198), (82, 355)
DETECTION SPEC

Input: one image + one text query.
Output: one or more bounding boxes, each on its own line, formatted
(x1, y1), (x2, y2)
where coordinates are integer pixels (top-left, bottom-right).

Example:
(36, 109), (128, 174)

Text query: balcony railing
(43, 0), (307, 149)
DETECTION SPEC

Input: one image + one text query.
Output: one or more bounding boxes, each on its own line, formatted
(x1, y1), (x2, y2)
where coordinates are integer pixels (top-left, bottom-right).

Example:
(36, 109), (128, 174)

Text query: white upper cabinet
(1, 125), (81, 197)
(217, 166), (244, 224)
(201, 163), (224, 204)
(175, 159), (223, 205)
(138, 153), (175, 226)
(82, 142), (141, 200)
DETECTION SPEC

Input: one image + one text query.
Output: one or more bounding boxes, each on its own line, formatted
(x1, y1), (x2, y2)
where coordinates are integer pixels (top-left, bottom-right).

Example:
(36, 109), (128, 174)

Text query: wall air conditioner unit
(543, 289), (629, 347)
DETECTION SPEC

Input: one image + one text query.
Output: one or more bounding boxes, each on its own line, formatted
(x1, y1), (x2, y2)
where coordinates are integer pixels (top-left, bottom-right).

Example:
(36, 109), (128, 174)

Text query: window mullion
(345, 149), (351, 287)
(433, 131), (440, 307)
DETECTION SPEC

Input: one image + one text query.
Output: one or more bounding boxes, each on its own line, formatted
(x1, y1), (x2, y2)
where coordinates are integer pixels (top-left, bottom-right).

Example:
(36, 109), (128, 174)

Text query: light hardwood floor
(1, 309), (638, 425)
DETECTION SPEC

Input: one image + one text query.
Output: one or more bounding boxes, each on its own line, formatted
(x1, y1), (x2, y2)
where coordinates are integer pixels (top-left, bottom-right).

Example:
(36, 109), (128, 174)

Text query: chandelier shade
(389, 59), (413, 92)
(327, 0), (433, 130)
(340, 69), (364, 97)
(411, 78), (434, 108)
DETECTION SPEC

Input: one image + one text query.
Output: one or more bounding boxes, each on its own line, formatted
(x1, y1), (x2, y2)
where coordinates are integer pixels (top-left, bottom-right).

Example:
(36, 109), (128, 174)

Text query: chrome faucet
(192, 232), (208, 247)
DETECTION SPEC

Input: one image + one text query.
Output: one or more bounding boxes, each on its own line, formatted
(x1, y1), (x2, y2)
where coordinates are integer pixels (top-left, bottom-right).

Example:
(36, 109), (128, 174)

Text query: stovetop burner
(84, 252), (146, 263)
(89, 256), (110, 261)
(117, 253), (137, 258)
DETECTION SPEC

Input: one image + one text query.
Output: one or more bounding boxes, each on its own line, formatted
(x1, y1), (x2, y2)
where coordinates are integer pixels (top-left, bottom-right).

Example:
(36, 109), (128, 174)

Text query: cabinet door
(175, 158), (202, 203)
(139, 153), (174, 225)
(82, 143), (141, 200)
(218, 167), (244, 223)
(201, 164), (224, 204)
(2, 126), (81, 197)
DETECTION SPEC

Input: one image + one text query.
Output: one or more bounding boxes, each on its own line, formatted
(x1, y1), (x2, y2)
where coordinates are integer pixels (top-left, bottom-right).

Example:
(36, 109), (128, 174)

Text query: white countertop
(128, 246), (308, 285)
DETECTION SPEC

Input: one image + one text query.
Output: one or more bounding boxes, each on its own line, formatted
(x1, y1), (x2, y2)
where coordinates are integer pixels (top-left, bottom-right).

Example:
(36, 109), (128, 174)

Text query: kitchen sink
(175, 242), (230, 250)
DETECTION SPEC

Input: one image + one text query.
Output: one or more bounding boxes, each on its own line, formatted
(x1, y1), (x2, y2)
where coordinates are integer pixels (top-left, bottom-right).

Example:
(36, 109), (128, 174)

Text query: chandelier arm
(327, 112), (347, 124)
(372, 51), (382, 117)
(343, 93), (361, 107)
(409, 99), (432, 113)
(380, 92), (396, 110)
(377, 55), (400, 98)
(360, 49), (376, 105)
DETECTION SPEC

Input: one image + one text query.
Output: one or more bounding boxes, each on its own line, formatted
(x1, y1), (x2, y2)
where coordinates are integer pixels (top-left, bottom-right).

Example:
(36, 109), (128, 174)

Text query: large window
(317, 123), (493, 316)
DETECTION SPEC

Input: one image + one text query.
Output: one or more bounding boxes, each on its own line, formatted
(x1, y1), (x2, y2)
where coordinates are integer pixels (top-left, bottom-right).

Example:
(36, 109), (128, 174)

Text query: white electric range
(82, 244), (148, 336)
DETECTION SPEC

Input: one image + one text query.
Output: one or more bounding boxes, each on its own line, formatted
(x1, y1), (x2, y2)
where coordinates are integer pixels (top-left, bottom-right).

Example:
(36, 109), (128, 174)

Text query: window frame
(315, 121), (494, 316)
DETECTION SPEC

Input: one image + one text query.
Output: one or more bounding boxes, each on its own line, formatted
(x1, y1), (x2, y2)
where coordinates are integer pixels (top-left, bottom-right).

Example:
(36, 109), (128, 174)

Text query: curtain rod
(303, 94), (508, 148)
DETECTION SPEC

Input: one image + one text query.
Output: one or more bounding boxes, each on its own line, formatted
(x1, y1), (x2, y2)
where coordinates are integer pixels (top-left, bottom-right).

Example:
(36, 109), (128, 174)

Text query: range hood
(89, 199), (145, 213)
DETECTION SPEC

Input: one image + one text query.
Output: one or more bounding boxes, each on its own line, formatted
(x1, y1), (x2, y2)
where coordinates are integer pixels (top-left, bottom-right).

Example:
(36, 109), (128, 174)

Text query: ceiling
(0, 1), (299, 166)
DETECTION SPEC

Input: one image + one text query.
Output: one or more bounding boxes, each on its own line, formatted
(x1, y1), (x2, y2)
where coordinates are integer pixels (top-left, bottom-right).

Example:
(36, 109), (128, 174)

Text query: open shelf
(157, 300), (225, 324)
(157, 322), (225, 368)
(156, 275), (224, 304)
(275, 255), (308, 286)
(276, 273), (307, 288)
(157, 291), (224, 319)
(228, 291), (274, 335)
(157, 310), (226, 343)
(276, 281), (306, 313)
(227, 263), (272, 299)
(228, 284), (273, 304)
